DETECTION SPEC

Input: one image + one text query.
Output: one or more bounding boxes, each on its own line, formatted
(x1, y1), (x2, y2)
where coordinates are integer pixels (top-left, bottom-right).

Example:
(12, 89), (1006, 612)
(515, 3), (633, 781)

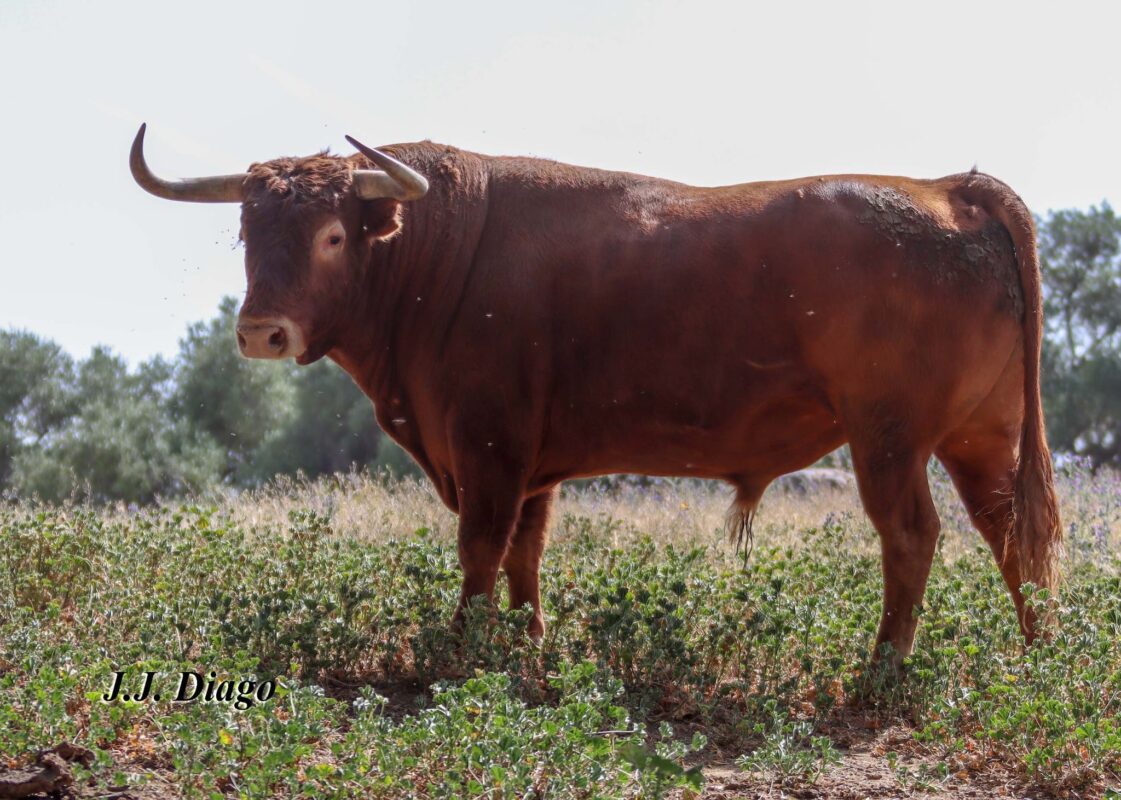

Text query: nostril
(268, 328), (287, 352)
(237, 332), (247, 351)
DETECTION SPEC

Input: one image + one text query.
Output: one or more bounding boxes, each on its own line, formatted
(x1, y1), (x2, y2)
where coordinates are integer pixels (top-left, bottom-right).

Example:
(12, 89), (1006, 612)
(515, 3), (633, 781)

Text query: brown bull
(130, 124), (1062, 663)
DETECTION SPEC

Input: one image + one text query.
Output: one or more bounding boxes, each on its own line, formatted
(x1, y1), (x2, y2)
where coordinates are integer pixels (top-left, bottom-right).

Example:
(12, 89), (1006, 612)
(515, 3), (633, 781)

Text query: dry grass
(211, 471), (869, 548)
(216, 471), (459, 541)
(202, 462), (1121, 571)
(199, 461), (1121, 577)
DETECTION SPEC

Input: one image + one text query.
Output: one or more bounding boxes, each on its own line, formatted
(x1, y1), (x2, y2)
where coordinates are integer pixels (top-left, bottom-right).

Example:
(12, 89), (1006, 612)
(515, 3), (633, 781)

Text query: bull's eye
(315, 220), (346, 254)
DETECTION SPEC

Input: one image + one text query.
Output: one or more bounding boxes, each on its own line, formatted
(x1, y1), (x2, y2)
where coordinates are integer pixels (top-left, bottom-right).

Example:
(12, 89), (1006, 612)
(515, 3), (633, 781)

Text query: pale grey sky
(2, 0), (1117, 363)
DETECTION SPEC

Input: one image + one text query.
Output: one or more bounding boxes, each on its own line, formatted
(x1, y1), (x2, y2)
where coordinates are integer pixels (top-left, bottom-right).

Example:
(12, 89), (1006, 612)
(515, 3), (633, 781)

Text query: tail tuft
(1011, 415), (1063, 595)
(725, 486), (762, 567)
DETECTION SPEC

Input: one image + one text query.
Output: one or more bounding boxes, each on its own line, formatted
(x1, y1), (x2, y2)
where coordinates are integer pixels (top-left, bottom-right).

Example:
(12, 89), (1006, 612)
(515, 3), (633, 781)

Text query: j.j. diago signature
(102, 670), (277, 710)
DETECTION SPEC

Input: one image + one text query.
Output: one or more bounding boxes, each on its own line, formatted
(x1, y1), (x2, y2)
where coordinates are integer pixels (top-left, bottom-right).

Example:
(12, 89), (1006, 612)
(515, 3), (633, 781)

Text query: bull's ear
(362, 198), (402, 243)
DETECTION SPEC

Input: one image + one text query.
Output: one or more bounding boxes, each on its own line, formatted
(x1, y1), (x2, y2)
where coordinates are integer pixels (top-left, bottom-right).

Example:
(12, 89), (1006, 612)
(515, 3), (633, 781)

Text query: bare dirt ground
(15, 727), (1050, 800)
(699, 724), (1043, 800)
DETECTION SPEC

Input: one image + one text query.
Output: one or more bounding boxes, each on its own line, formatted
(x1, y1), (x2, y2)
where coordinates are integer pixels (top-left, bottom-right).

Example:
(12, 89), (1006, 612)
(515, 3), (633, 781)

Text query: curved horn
(130, 123), (246, 203)
(345, 135), (429, 201)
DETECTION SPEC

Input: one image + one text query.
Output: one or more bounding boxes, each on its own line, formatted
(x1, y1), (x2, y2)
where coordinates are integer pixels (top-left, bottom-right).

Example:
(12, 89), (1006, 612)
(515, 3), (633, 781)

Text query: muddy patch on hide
(857, 187), (1023, 317)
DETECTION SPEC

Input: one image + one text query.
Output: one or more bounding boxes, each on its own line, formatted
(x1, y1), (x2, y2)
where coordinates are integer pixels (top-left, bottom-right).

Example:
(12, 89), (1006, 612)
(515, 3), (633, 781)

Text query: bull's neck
(330, 143), (491, 405)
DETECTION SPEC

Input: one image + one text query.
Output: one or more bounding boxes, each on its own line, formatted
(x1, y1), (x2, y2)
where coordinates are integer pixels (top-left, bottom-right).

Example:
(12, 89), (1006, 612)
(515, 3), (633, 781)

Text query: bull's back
(452, 165), (1026, 481)
(548, 174), (1017, 370)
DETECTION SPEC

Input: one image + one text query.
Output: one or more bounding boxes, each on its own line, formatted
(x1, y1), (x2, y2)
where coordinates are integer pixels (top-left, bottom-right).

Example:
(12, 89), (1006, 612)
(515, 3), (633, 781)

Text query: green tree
(0, 331), (77, 490)
(13, 347), (221, 503)
(1040, 202), (1121, 466)
(247, 361), (383, 482)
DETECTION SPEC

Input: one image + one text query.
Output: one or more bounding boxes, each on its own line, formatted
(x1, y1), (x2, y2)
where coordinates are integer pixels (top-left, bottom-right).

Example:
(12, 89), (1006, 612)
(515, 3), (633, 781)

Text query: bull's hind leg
(936, 368), (1035, 640)
(849, 430), (941, 665)
(937, 433), (1032, 638)
(501, 486), (556, 640)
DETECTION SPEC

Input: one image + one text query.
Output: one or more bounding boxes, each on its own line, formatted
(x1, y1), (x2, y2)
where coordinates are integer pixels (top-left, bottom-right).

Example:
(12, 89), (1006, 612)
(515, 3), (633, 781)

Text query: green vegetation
(1, 470), (1119, 797)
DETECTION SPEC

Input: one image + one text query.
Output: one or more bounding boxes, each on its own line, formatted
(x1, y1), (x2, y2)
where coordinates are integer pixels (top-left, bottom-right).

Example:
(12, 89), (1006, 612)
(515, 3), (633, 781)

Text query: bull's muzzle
(236, 317), (306, 360)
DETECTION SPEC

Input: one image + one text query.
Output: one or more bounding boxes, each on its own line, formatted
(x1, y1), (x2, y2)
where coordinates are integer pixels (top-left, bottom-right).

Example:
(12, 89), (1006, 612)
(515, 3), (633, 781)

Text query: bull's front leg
(451, 477), (525, 629)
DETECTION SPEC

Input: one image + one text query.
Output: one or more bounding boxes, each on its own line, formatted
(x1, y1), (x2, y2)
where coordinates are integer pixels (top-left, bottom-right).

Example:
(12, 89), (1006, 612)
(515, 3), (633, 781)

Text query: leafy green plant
(619, 723), (706, 799)
(735, 699), (840, 785)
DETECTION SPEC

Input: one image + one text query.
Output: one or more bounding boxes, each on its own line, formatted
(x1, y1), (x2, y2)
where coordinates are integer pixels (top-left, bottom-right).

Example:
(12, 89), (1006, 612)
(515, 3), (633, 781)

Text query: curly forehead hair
(243, 153), (356, 215)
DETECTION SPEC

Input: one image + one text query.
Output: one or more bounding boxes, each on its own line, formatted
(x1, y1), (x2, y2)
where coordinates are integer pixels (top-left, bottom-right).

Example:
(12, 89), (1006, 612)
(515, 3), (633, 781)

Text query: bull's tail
(962, 173), (1063, 607)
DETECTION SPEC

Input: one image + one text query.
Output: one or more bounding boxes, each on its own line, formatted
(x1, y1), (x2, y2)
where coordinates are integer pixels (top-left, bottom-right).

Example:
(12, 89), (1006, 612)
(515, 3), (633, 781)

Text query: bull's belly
(532, 387), (844, 490)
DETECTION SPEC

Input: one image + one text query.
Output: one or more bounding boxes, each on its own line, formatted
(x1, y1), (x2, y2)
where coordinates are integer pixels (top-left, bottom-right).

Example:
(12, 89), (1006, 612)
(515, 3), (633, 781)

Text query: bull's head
(129, 124), (428, 364)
